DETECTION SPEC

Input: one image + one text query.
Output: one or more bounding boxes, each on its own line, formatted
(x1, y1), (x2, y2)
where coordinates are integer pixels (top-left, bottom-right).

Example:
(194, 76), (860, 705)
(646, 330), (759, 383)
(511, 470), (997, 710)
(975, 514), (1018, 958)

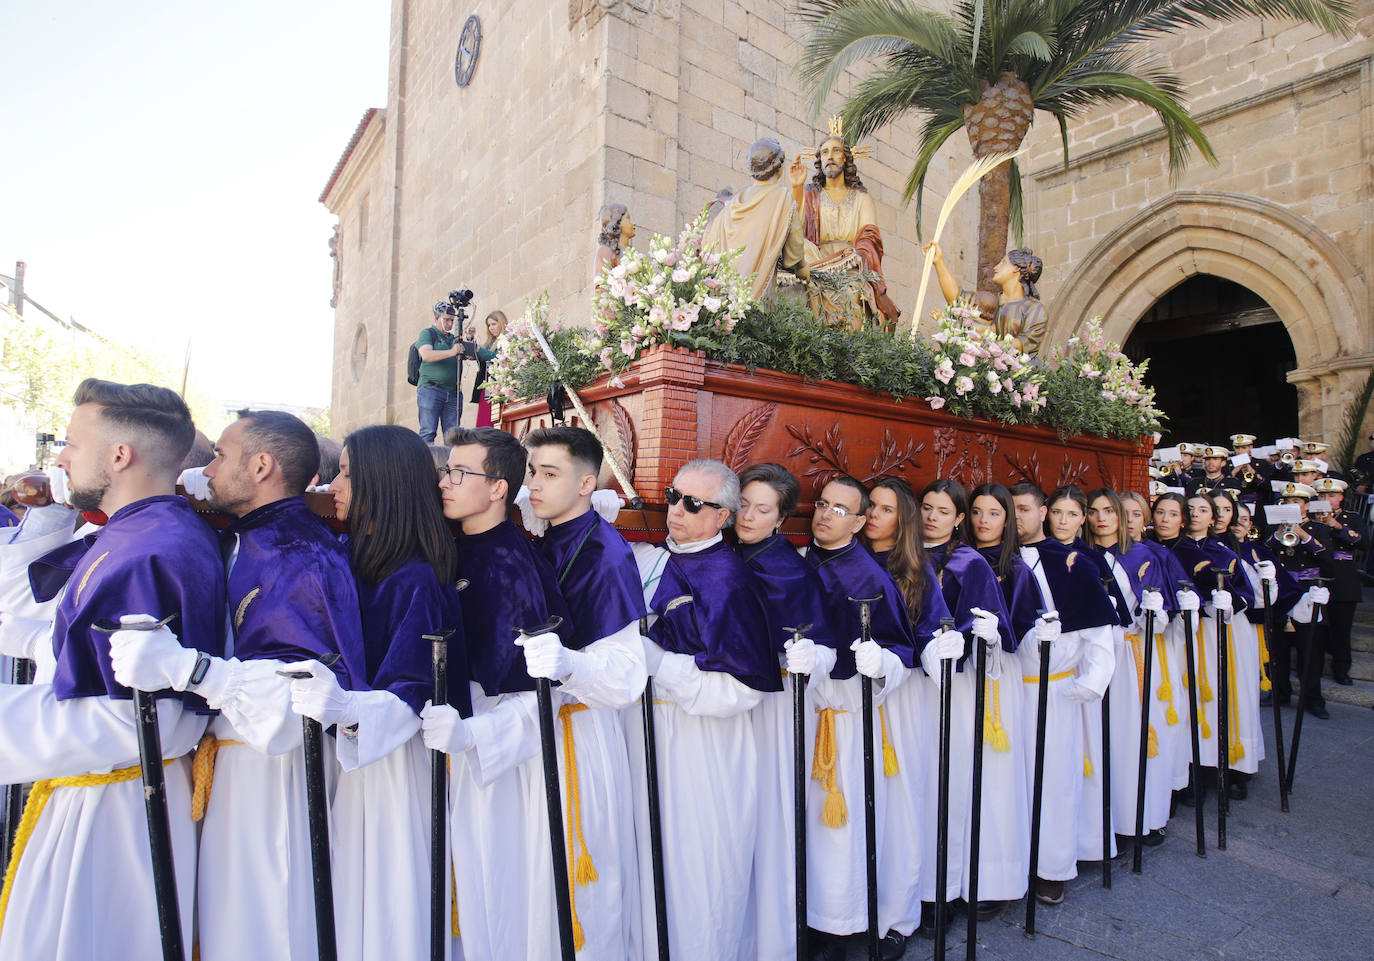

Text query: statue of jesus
(789, 119), (901, 332)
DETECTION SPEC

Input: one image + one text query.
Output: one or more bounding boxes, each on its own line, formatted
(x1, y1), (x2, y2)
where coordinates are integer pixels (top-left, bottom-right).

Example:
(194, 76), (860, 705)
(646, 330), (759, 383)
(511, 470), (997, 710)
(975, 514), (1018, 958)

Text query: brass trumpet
(1278, 523), (1301, 547)
(1279, 451), (1296, 467)
(1236, 463), (1258, 486)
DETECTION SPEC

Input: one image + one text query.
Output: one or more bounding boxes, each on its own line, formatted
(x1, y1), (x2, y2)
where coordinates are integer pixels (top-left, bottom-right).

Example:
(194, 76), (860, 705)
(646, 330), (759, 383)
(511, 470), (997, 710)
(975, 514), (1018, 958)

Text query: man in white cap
(1311, 477), (1362, 687)
(1265, 482), (1332, 718)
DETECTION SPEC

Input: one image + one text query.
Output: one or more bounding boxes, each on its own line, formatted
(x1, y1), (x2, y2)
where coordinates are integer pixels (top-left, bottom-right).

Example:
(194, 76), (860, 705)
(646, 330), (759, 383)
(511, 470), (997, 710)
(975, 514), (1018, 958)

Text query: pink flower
(955, 376), (974, 396)
(608, 376), (626, 389)
(958, 351), (976, 367)
(620, 340), (635, 357)
(931, 330), (949, 344)
(926, 396), (946, 410)
(1002, 378), (1014, 392)
(599, 347), (615, 368)
(664, 252), (678, 267)
(594, 322), (609, 338)
(670, 302), (699, 331)
(1023, 382), (1040, 400)
(1011, 391), (1023, 407)
(934, 361), (955, 384)
(703, 295), (722, 313)
(671, 267), (691, 284)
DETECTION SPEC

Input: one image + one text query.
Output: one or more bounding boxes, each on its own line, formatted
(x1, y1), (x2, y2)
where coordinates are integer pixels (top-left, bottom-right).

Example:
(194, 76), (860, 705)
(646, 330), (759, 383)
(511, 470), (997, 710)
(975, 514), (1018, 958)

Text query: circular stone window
(350, 324), (368, 382)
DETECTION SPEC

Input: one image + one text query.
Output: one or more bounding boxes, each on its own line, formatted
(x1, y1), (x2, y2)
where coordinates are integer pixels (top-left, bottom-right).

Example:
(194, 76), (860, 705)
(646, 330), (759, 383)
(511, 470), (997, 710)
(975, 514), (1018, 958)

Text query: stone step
(1352, 650), (1374, 681)
(1294, 674), (1374, 709)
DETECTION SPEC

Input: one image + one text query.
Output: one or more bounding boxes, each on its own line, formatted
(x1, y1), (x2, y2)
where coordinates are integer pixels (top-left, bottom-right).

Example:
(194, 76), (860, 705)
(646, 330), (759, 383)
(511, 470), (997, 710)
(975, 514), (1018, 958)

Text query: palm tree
(797, 0), (1355, 300)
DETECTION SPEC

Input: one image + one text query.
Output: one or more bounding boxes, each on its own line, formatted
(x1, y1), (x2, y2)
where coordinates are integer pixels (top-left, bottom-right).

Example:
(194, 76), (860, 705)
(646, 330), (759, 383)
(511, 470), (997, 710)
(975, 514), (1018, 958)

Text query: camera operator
(414, 292), (475, 443)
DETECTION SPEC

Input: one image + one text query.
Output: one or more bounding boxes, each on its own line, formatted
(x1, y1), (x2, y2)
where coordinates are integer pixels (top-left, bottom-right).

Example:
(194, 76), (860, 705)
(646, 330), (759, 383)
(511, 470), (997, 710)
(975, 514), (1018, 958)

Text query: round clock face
(455, 15), (481, 88)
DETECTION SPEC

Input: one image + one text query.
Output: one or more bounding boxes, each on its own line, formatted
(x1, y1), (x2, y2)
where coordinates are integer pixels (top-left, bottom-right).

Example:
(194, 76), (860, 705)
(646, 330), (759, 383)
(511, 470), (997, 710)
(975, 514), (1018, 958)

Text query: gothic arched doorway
(1124, 275), (1297, 444)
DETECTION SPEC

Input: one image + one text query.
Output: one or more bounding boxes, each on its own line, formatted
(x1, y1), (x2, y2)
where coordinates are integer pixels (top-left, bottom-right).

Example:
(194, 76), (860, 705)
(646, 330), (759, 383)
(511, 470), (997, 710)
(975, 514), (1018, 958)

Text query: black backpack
(406, 341), (422, 386)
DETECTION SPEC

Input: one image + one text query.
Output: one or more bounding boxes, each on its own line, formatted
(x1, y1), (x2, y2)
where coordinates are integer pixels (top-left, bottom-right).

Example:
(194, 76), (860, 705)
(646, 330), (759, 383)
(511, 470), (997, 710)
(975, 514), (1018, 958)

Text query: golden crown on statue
(800, 115), (874, 161)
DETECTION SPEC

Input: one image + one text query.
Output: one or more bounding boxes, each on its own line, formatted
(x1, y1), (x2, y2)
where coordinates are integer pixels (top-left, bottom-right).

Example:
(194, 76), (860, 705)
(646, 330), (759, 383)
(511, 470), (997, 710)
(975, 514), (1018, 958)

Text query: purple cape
(648, 541), (781, 693)
(1200, 536), (1255, 612)
(805, 539), (935, 679)
(1138, 539), (1191, 612)
(30, 495), (226, 704)
(979, 546), (1045, 641)
(358, 558), (471, 717)
(0, 505), (17, 528)
(227, 498), (365, 691)
(1073, 538), (1133, 627)
(454, 520), (574, 696)
(736, 532), (838, 653)
(537, 509), (646, 646)
(927, 541), (1017, 668)
(1235, 539), (1301, 622)
(1022, 538), (1119, 633)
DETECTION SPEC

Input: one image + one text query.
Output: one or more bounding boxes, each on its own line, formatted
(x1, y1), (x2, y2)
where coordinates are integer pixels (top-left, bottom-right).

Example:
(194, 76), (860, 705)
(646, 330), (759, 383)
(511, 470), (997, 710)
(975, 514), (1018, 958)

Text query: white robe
(628, 542), (762, 961)
(0, 674), (205, 961)
(1105, 617), (1175, 835)
(449, 625), (644, 961)
(919, 633), (1029, 903)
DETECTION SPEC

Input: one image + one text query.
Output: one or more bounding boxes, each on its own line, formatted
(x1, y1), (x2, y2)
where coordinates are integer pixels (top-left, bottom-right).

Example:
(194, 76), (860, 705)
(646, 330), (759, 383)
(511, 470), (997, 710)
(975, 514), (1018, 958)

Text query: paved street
(839, 646), (1374, 960)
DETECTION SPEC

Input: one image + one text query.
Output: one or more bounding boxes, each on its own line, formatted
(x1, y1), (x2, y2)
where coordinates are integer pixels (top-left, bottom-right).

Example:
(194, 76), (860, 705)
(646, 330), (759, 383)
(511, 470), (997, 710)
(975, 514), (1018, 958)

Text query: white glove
(0, 612), (48, 660)
(1141, 590), (1165, 614)
(591, 489), (624, 523)
(1063, 679), (1099, 703)
(108, 615), (197, 692)
(420, 700), (475, 753)
(45, 465), (70, 507)
(286, 660), (359, 727)
(516, 630), (575, 681)
(1309, 586), (1330, 606)
(1210, 590), (1233, 619)
(1255, 560), (1277, 583)
(178, 467), (212, 501)
(930, 628), (965, 660)
(513, 485), (550, 537)
(1034, 615), (1061, 645)
(1176, 589), (1201, 612)
(785, 636), (838, 677)
(642, 636), (665, 675)
(969, 607), (1000, 648)
(851, 638), (896, 678)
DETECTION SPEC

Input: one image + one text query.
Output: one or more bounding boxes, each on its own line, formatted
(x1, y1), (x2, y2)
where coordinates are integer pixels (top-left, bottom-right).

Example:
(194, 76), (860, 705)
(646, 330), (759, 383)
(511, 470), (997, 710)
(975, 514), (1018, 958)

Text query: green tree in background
(797, 0), (1355, 303)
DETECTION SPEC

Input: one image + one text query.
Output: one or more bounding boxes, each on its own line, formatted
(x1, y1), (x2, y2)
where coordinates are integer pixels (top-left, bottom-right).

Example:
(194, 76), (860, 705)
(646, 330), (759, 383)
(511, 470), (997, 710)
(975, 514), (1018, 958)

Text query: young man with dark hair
(516, 425), (646, 958)
(109, 407), (365, 961)
(0, 379), (226, 960)
(422, 426), (581, 960)
(802, 475), (956, 959)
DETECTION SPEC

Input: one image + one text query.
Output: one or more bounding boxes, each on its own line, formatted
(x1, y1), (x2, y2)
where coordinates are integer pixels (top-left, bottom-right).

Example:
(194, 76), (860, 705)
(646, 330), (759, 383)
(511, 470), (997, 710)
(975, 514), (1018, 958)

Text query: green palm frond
(905, 115), (967, 237)
(1335, 368), (1374, 473)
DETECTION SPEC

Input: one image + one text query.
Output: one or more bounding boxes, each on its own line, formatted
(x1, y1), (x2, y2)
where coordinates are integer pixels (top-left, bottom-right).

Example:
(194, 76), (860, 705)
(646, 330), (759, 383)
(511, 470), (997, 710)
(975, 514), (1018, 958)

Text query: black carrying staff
(1025, 611), (1057, 938)
(92, 614), (187, 961)
(276, 651), (345, 961)
(966, 613), (989, 961)
(1177, 580), (1207, 857)
(1213, 573), (1230, 851)
(517, 614), (577, 961)
(1259, 576), (1289, 812)
(1286, 576), (1332, 793)
(847, 593), (884, 961)
(1, 656), (34, 873)
(640, 594), (693, 961)
(425, 578), (467, 961)
(933, 616), (956, 961)
(1100, 684), (1113, 887)
(783, 623), (813, 961)
(1132, 599), (1158, 874)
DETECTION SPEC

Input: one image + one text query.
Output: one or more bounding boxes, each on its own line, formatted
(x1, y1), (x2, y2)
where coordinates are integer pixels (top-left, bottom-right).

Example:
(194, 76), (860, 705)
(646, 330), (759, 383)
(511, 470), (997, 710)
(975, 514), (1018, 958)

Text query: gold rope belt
(1256, 623), (1273, 693)
(1156, 632), (1179, 725)
(1225, 624), (1244, 765)
(1021, 669), (1074, 684)
(557, 702), (595, 951)
(985, 679), (1009, 752)
(1184, 622), (1214, 740)
(812, 703), (898, 829)
(1126, 635), (1159, 759)
(0, 758), (176, 938)
(190, 733), (242, 821)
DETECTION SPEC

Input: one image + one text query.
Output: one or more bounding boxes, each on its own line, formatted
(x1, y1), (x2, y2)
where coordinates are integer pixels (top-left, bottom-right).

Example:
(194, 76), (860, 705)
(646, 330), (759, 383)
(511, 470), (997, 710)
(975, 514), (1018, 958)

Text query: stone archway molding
(1047, 191), (1373, 439)
(1048, 190), (1368, 365)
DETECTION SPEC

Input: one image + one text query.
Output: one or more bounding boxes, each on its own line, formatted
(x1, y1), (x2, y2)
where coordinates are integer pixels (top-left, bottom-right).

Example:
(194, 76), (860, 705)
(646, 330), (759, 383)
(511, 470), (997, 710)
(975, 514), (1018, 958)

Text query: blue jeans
(417, 385), (459, 443)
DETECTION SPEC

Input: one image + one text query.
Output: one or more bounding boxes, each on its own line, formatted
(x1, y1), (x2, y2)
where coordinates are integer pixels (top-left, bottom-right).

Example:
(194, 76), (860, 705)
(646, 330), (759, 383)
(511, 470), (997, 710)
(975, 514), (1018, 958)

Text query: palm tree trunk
(963, 72), (1034, 301)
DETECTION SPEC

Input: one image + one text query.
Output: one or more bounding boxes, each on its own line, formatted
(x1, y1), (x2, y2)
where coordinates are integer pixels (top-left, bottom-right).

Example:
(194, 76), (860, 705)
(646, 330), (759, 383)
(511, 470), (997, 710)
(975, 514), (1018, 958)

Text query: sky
(0, 1), (391, 411)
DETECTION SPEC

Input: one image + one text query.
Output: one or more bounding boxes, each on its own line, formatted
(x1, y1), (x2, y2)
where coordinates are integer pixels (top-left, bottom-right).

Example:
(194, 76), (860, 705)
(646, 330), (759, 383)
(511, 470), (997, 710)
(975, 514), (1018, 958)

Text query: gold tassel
(450, 863), (461, 938)
(813, 707), (848, 827)
(1126, 634), (1159, 759)
(879, 706), (899, 776)
(1256, 623), (1272, 692)
(986, 679), (1010, 753)
(1083, 754), (1093, 777)
(1197, 622), (1214, 704)
(1147, 725), (1158, 759)
(1226, 624), (1245, 765)
(1155, 633), (1179, 726)
(558, 703), (596, 950)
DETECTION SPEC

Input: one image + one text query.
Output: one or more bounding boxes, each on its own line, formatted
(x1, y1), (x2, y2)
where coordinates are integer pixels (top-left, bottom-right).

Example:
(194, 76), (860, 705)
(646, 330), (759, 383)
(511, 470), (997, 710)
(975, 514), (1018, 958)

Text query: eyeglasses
(438, 466), (499, 485)
(665, 486), (723, 513)
(814, 499), (861, 518)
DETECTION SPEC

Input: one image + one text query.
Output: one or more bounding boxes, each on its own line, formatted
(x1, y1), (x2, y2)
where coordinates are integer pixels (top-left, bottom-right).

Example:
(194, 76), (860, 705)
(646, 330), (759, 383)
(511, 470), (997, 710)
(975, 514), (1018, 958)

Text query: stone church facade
(324, 0), (1374, 446)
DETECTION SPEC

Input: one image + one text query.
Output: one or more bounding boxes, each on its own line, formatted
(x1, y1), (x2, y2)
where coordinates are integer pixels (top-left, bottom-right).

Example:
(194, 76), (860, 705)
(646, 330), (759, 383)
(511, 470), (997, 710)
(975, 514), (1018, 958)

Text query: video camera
(448, 288), (474, 325)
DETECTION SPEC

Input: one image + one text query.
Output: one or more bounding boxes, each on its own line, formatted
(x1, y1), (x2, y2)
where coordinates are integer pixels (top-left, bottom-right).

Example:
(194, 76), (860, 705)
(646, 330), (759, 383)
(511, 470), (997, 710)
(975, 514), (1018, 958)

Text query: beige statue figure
(790, 118), (901, 332)
(702, 138), (809, 301)
(595, 204), (636, 277)
(924, 240), (1047, 355)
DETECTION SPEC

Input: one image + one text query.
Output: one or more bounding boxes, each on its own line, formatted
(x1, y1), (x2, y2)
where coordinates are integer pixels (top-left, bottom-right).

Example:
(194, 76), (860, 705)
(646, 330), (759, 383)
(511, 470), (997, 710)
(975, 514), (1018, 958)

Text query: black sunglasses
(665, 485), (724, 513)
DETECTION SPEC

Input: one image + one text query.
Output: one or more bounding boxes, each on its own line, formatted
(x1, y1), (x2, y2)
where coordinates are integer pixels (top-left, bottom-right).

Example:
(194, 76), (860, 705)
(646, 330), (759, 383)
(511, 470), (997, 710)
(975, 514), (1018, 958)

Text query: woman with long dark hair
(861, 477), (929, 622)
(1085, 488), (1173, 844)
(915, 478), (1025, 921)
(288, 425), (468, 961)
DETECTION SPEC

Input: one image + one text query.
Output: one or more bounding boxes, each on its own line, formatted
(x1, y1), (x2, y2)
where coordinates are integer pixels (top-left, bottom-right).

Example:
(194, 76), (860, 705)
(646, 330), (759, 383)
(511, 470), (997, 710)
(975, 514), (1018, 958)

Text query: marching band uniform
(1312, 478), (1363, 686)
(736, 532), (837, 961)
(0, 496), (225, 961)
(631, 536), (778, 961)
(1265, 487), (1332, 714)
